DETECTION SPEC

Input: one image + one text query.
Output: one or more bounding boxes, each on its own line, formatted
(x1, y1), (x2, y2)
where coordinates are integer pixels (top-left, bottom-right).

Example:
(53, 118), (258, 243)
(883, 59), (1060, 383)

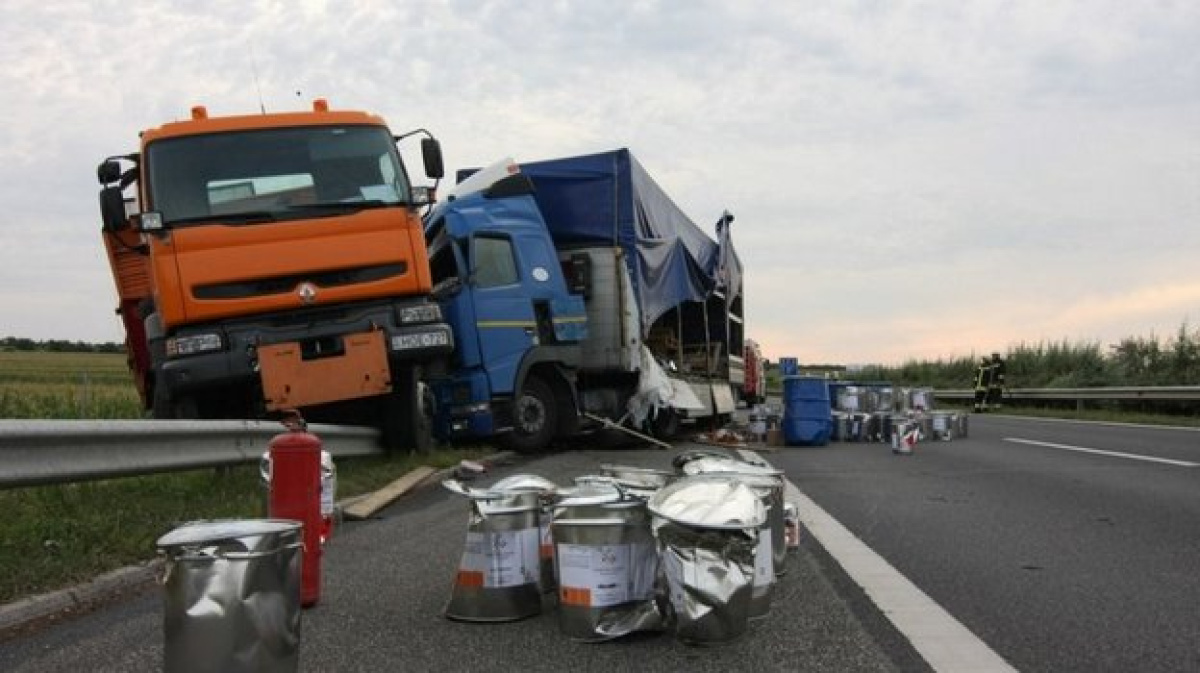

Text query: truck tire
(501, 376), (556, 454)
(379, 369), (433, 453)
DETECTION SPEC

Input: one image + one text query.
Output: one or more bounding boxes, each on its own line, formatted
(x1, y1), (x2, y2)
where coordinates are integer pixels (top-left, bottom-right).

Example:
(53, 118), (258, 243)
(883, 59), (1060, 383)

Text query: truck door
(468, 233), (536, 395)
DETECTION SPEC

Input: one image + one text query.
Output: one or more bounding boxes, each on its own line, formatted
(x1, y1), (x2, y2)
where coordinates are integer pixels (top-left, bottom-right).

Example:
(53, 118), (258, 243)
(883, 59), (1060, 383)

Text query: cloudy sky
(1, 0), (1197, 365)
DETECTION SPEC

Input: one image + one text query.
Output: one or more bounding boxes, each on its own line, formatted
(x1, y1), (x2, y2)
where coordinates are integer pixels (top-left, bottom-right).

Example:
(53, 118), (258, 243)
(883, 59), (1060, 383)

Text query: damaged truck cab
(97, 100), (452, 449)
(423, 150), (745, 453)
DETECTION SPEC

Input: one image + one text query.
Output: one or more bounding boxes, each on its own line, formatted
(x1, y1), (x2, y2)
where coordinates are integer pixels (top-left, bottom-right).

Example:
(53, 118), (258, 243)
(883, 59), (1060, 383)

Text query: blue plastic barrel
(778, 357), (799, 376)
(783, 376), (831, 446)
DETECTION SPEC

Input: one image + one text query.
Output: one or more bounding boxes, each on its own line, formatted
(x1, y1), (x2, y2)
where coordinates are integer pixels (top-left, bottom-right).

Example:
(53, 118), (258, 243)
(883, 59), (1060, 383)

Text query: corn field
(850, 322), (1200, 390)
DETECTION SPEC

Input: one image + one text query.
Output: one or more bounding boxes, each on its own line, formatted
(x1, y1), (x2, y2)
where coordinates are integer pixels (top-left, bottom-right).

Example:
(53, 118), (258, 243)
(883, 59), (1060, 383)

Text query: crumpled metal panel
(157, 520), (303, 673)
(647, 476), (764, 645)
(653, 519), (758, 645)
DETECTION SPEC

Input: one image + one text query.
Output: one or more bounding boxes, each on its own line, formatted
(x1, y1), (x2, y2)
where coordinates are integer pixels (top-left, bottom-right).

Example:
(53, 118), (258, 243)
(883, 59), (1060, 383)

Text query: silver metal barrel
(489, 474), (559, 593)
(552, 497), (662, 642)
(647, 475), (765, 646)
(442, 480), (543, 622)
(156, 519), (303, 673)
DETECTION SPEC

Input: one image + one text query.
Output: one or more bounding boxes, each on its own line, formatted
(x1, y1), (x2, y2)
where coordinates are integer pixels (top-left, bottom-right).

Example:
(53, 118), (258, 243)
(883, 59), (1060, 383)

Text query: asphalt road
(2, 415), (1196, 672)
(0, 442), (928, 673)
(776, 415), (1200, 673)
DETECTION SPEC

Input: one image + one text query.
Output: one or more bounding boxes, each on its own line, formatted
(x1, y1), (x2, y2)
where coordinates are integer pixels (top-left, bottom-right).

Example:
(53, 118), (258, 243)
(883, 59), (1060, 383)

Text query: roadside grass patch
(0, 448), (485, 604)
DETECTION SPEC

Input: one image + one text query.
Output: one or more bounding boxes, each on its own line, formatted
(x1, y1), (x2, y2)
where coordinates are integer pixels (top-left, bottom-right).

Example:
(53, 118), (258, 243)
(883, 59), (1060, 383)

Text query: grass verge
(0, 448), (488, 605)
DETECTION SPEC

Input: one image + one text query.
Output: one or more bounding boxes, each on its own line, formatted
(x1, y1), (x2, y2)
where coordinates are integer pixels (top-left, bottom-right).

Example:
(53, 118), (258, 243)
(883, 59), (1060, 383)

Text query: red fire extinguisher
(268, 410), (323, 608)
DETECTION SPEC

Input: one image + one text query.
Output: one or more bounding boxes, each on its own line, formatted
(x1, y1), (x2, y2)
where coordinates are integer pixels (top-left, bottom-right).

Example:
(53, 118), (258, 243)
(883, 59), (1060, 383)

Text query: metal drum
(679, 457), (787, 580)
(931, 412), (954, 440)
(490, 474), (559, 593)
(829, 411), (845, 441)
(551, 492), (662, 642)
(442, 480), (543, 622)
(156, 519), (303, 673)
(648, 475), (766, 646)
(836, 385), (864, 413)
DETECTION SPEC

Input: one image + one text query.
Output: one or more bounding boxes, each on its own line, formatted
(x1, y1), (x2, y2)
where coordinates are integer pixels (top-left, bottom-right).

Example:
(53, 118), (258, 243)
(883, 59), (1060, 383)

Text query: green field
(0, 351), (143, 419)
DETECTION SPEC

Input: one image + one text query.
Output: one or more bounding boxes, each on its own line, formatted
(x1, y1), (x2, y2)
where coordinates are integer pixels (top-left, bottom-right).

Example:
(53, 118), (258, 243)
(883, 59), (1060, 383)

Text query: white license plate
(391, 331), (450, 350)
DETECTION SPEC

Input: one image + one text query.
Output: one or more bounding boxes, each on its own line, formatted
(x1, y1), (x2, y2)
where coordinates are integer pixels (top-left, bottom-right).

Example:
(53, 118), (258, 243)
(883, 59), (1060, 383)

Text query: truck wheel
(379, 369), (433, 453)
(502, 376), (556, 454)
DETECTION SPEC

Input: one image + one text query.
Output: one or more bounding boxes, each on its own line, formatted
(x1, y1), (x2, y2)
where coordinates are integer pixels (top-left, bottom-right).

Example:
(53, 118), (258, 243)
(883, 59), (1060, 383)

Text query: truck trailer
(96, 99), (452, 449)
(422, 149), (744, 452)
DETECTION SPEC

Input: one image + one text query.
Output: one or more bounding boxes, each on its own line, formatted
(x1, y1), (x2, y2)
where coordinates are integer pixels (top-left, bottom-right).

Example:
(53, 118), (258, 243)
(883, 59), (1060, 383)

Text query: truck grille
(193, 262), (407, 300)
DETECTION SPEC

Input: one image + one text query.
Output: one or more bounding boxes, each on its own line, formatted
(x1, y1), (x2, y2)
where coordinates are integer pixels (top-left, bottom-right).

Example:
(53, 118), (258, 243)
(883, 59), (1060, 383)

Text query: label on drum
(557, 543), (656, 607)
(456, 528), (539, 588)
(539, 522), (553, 561)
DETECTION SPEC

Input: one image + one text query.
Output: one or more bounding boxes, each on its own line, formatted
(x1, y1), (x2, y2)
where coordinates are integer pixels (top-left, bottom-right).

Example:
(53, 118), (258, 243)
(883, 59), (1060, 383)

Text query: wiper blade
(284, 200), (396, 213)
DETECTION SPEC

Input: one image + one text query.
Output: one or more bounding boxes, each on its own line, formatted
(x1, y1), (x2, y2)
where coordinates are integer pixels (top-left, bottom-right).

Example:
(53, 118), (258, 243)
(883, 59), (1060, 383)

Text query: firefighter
(973, 357), (992, 412)
(987, 352), (1006, 410)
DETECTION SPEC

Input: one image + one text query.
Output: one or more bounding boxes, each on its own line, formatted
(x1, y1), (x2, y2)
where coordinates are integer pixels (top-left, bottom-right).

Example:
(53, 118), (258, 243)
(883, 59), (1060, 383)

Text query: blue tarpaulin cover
(459, 148), (741, 336)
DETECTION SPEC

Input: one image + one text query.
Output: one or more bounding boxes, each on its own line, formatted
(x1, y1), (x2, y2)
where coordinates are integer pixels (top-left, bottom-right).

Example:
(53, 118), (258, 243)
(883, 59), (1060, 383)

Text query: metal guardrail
(0, 420), (382, 489)
(934, 386), (1200, 403)
(4, 385), (1197, 488)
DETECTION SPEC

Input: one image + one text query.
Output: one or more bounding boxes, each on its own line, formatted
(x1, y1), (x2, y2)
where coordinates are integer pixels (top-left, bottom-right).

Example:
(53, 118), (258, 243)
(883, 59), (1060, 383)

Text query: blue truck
(422, 149), (745, 452)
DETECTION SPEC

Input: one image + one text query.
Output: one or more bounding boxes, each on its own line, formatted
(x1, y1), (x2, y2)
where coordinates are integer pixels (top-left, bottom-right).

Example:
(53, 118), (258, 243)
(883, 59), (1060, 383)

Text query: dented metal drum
(648, 475), (766, 645)
(156, 519), (303, 673)
(442, 481), (543, 622)
(680, 457), (787, 579)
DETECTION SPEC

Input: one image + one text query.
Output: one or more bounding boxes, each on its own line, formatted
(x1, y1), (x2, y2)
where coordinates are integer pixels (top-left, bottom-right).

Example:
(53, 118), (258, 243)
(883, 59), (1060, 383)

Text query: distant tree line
(0, 337), (124, 354)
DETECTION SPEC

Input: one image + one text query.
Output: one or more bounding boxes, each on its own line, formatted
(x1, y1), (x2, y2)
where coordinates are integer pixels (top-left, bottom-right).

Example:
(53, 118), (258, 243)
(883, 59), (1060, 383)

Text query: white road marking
(785, 481), (1017, 673)
(1004, 437), (1199, 467)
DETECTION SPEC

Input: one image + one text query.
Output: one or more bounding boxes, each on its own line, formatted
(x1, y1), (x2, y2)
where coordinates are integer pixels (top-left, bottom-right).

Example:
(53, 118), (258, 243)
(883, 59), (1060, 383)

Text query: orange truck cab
(97, 100), (452, 449)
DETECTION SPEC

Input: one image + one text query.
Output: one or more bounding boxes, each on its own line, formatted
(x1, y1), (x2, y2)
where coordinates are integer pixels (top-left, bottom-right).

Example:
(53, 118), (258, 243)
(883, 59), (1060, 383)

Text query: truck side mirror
(97, 160), (122, 185)
(99, 186), (128, 231)
(421, 137), (444, 180)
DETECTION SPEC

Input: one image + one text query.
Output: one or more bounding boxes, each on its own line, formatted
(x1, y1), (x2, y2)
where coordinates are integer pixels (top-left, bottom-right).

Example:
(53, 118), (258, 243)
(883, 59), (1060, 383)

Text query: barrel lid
(599, 464), (674, 489)
(556, 481), (623, 506)
(490, 473), (558, 493)
(156, 519), (301, 548)
(679, 456), (783, 479)
(671, 448), (733, 470)
(647, 475), (766, 529)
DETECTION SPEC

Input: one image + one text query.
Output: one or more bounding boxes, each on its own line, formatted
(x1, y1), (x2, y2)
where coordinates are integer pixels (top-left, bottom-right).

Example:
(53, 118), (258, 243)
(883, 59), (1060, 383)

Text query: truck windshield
(145, 125), (411, 226)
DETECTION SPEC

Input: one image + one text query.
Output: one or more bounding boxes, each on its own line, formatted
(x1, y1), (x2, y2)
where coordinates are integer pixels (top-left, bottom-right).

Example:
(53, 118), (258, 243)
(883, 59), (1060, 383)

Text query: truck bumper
(429, 371), (499, 440)
(156, 298), (452, 408)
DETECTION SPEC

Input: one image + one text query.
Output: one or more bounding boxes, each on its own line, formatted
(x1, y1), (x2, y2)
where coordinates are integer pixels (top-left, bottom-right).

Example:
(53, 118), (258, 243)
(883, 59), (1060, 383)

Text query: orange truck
(96, 99), (452, 449)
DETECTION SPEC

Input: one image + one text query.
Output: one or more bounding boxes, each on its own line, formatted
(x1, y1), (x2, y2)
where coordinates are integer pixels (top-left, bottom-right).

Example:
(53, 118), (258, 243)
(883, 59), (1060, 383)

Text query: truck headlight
(397, 303), (442, 324)
(165, 333), (223, 357)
